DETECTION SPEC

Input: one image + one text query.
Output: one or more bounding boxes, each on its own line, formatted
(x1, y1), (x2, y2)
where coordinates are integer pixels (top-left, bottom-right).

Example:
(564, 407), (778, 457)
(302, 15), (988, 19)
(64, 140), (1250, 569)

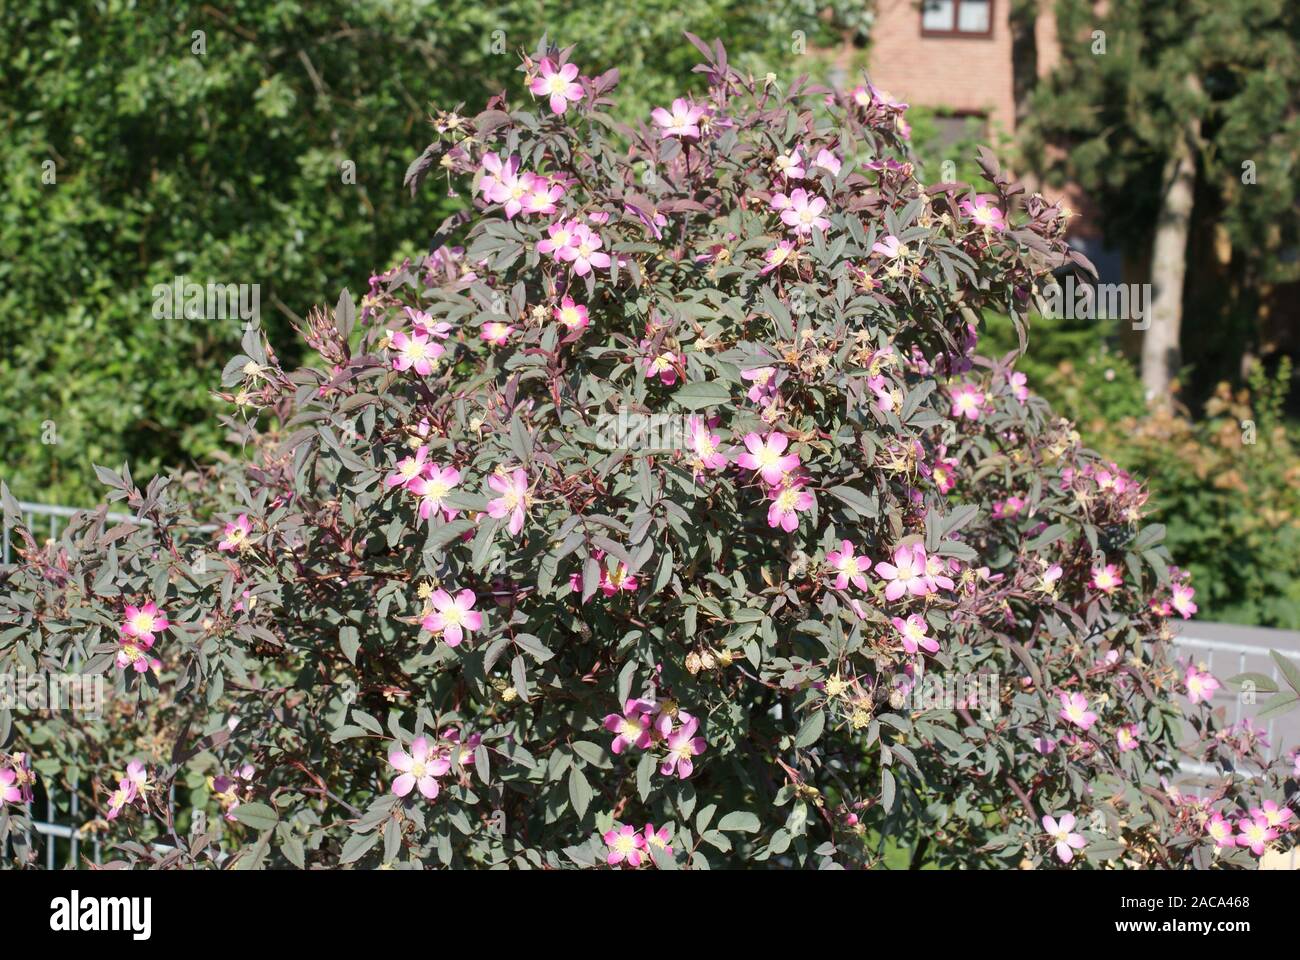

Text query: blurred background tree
(1021, 0), (1300, 406)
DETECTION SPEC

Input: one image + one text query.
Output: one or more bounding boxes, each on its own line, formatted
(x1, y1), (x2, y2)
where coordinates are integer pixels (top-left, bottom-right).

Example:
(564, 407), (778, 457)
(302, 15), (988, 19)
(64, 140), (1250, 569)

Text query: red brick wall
(866, 0), (1060, 136)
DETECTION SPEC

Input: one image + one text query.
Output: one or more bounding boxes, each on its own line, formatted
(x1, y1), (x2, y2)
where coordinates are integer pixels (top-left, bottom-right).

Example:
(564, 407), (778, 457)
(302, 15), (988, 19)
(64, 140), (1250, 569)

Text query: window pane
(922, 0), (956, 31)
(957, 0), (991, 33)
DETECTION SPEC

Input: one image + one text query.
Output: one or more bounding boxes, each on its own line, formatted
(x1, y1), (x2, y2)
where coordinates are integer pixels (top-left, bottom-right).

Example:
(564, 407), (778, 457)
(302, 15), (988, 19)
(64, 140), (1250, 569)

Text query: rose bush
(2, 37), (1296, 869)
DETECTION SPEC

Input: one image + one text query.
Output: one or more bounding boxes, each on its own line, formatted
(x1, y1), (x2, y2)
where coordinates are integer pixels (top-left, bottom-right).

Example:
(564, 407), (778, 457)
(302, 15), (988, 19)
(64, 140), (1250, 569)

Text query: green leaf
(339, 625), (360, 665)
(339, 830), (381, 865)
(717, 811), (761, 833)
(1256, 691), (1299, 720)
(636, 750), (656, 802)
(1270, 651), (1300, 697)
(232, 801), (278, 832)
(568, 765), (593, 820)
(827, 484), (877, 518)
(515, 632), (554, 663)
(671, 379), (732, 410)
(793, 710), (825, 748)
(1225, 672), (1278, 695)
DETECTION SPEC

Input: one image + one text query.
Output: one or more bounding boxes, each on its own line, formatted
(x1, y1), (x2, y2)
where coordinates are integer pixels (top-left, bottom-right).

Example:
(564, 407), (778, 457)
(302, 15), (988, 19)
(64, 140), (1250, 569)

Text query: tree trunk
(1010, 1), (1039, 131)
(1009, 0), (1039, 193)
(1142, 103), (1201, 404)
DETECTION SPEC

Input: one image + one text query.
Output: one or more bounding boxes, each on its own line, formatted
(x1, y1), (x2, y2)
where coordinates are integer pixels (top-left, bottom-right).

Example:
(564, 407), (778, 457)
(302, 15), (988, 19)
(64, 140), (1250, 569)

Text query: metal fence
(4, 502), (1299, 867)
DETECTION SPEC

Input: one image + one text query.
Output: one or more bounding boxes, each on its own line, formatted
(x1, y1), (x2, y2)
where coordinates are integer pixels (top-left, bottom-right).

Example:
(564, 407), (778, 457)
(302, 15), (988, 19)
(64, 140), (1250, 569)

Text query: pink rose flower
(422, 588), (483, 647)
(826, 540), (872, 591)
(389, 736), (450, 800)
(1042, 813), (1086, 864)
(529, 59), (584, 115)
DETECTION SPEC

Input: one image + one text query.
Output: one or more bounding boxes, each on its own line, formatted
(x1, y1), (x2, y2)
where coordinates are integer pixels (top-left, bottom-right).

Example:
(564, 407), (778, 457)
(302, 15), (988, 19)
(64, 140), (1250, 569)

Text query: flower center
(131, 613), (154, 633)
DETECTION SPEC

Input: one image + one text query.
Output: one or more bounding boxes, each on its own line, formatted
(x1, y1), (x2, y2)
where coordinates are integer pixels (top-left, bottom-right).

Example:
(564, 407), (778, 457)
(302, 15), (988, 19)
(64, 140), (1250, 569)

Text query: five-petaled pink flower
(410, 465), (462, 523)
(1236, 816), (1278, 856)
(736, 432), (800, 485)
(1250, 799), (1293, 830)
(930, 454), (959, 495)
(537, 218), (578, 260)
(1009, 370), (1029, 402)
(992, 495), (1026, 520)
(554, 296), (590, 334)
(0, 767), (23, 805)
(826, 540), (872, 591)
(775, 188), (830, 236)
(390, 330), (443, 376)
(479, 153), (530, 219)
(1058, 692), (1098, 731)
(949, 383), (985, 420)
(687, 415), (728, 471)
(660, 714), (707, 779)
(388, 736), (450, 800)
(1116, 724), (1140, 753)
(761, 240), (798, 276)
(385, 446), (430, 490)
(774, 147), (805, 180)
(560, 223), (611, 276)
(422, 588), (483, 647)
(122, 601), (169, 645)
(521, 175), (564, 216)
(603, 698), (656, 754)
(643, 823), (674, 859)
(1206, 812), (1236, 848)
(106, 778), (136, 820)
(766, 478), (815, 532)
(742, 367), (778, 404)
(1089, 562), (1123, 595)
(651, 98), (705, 139)
(871, 235), (906, 259)
(603, 823), (647, 866)
(959, 194), (1008, 232)
(1185, 666), (1220, 705)
(641, 346), (679, 386)
(814, 148), (842, 176)
(529, 58), (584, 115)
(1171, 583), (1198, 619)
(892, 614), (939, 655)
(481, 320), (514, 346)
(875, 543), (933, 601)
(218, 514), (253, 552)
(116, 634), (162, 674)
(1042, 813), (1087, 864)
(487, 468), (531, 536)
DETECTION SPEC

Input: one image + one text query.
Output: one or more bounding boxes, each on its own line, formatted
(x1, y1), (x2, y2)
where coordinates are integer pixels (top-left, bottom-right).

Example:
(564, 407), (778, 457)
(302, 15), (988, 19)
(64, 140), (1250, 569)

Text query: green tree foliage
(0, 0), (856, 505)
(1022, 0), (1300, 400)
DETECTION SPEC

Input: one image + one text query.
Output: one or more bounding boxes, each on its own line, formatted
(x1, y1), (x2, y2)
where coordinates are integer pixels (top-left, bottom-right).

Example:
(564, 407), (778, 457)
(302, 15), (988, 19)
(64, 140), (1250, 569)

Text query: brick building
(865, 0), (1062, 140)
